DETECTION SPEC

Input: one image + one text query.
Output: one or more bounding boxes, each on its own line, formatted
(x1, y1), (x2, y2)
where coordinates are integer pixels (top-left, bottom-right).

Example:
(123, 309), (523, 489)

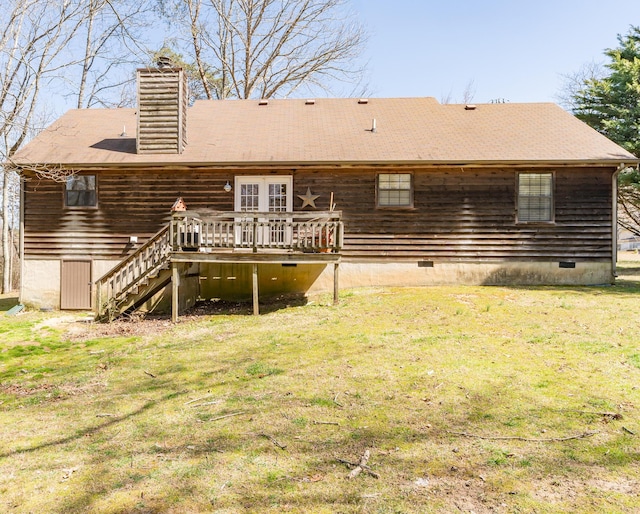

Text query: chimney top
(156, 56), (176, 69)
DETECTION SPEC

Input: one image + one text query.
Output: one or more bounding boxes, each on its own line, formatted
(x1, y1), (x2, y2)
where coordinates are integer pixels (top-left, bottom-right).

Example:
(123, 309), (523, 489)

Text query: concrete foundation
(22, 259), (118, 310)
(21, 258), (615, 311)
(308, 260), (615, 294)
(21, 260), (61, 309)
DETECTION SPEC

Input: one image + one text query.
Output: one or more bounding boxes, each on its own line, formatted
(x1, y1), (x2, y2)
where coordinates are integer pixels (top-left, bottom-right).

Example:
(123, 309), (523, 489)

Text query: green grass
(1, 270), (640, 513)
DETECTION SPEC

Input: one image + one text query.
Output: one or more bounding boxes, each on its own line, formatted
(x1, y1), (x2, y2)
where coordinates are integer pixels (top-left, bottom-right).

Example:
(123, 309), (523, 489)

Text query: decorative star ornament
(298, 187), (320, 208)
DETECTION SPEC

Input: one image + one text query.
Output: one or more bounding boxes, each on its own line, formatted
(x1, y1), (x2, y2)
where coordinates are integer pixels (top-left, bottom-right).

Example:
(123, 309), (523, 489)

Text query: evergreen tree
(572, 26), (640, 235)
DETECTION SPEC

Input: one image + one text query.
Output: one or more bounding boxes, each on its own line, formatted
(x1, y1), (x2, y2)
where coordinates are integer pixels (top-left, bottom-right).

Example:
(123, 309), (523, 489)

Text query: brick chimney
(136, 58), (187, 154)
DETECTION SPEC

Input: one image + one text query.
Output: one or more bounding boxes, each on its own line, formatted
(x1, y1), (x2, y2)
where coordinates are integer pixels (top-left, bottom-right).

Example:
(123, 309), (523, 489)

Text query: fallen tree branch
(313, 420), (340, 426)
(554, 409), (622, 420)
(338, 450), (380, 479)
(622, 426), (635, 435)
(209, 411), (246, 422)
(185, 395), (215, 405)
(190, 401), (222, 408)
(447, 430), (598, 442)
(96, 413), (115, 418)
(143, 370), (156, 378)
(259, 433), (287, 450)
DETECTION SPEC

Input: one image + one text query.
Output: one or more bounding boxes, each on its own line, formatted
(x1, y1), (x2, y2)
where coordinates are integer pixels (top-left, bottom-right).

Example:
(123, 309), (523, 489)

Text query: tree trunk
(2, 169), (10, 293)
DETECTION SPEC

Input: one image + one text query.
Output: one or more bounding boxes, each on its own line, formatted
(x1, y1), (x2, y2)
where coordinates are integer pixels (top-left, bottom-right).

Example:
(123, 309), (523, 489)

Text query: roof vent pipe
(371, 118), (377, 133)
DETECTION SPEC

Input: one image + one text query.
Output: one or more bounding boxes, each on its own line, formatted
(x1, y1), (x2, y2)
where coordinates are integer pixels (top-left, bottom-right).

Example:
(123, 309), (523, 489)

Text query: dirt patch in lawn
(63, 316), (173, 341)
(0, 379), (106, 400)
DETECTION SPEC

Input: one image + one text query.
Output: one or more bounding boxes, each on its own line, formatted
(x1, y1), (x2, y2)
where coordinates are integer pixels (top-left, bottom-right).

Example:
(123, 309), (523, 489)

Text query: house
(11, 64), (638, 319)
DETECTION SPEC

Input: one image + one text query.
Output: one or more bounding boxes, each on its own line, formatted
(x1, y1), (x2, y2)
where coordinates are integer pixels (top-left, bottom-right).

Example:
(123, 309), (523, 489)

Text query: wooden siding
(23, 167), (614, 262)
(136, 68), (187, 154)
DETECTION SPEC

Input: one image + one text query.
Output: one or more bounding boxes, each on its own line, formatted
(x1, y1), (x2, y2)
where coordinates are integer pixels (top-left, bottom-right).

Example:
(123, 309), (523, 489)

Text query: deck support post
(95, 280), (102, 317)
(333, 262), (339, 305)
(252, 263), (259, 315)
(172, 262), (179, 323)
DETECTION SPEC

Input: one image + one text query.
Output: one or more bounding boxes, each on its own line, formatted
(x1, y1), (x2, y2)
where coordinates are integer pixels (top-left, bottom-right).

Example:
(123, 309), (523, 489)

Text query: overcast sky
(351, 0), (640, 104)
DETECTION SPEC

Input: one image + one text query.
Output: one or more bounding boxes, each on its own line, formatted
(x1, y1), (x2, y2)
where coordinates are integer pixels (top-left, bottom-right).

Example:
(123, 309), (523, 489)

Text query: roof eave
(13, 157), (640, 170)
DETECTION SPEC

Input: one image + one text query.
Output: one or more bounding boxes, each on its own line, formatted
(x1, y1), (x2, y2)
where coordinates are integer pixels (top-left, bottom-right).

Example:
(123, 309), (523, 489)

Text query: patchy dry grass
(1, 266), (640, 513)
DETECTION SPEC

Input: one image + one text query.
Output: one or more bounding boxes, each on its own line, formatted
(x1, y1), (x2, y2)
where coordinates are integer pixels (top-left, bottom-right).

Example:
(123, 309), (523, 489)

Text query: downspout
(612, 163), (626, 281)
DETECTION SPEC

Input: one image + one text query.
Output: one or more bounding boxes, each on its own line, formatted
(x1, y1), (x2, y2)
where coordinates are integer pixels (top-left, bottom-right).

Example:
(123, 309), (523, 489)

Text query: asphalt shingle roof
(12, 97), (638, 166)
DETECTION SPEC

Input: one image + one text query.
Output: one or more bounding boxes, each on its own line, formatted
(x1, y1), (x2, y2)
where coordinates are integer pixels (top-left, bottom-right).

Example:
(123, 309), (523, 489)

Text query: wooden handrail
(95, 224), (171, 318)
(177, 209), (342, 221)
(172, 211), (343, 253)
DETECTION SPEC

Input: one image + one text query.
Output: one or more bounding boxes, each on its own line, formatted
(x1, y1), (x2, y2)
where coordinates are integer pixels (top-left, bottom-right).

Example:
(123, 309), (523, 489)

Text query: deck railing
(94, 211), (342, 319)
(171, 210), (343, 253)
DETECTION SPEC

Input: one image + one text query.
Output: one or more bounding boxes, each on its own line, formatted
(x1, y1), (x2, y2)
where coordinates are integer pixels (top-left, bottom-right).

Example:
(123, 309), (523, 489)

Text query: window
(378, 173), (412, 207)
(65, 175), (97, 207)
(517, 173), (553, 222)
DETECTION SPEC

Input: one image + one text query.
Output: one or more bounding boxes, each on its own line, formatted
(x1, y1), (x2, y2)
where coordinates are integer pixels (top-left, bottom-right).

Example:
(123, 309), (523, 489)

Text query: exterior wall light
(223, 181), (232, 193)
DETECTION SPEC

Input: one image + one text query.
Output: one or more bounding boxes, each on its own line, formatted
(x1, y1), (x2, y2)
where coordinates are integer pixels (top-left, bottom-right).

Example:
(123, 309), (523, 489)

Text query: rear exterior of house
(13, 65), (638, 315)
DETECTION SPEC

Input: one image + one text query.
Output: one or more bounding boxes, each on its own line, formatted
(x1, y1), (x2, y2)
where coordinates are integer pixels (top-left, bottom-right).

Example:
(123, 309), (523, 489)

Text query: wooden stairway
(94, 225), (172, 321)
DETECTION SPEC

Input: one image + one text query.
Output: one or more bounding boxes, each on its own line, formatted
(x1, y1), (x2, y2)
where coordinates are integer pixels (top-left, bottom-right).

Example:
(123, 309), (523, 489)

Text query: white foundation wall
(21, 259), (119, 310)
(22, 260), (61, 308)
(21, 258), (614, 310)
(308, 261), (615, 295)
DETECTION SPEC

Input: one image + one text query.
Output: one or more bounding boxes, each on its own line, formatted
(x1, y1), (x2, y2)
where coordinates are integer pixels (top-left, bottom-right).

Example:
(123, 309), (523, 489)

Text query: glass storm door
(235, 177), (292, 246)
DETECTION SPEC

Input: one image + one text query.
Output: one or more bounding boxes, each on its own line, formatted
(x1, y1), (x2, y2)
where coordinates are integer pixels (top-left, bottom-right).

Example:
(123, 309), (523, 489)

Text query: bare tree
(72, 0), (155, 108)
(461, 79), (476, 105)
(0, 0), (155, 293)
(158, 0), (367, 99)
(439, 79), (476, 105)
(0, 0), (90, 293)
(556, 60), (603, 111)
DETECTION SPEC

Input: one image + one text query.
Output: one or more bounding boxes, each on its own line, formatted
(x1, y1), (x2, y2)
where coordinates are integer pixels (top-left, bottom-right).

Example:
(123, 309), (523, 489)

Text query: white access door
(235, 176), (293, 246)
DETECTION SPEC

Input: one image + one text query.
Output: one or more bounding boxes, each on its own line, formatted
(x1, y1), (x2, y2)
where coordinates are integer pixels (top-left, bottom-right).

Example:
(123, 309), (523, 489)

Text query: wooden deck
(95, 211), (342, 320)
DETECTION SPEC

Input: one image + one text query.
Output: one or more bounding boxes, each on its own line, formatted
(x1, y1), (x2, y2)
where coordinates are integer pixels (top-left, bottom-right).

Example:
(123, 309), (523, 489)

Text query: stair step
(97, 225), (172, 320)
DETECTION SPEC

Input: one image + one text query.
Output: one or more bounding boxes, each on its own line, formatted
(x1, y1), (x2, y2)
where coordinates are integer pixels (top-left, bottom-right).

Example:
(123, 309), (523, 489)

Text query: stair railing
(95, 224), (171, 318)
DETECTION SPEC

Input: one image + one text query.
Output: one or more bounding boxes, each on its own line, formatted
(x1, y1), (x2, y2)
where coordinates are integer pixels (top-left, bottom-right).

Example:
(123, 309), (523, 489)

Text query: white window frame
(377, 173), (413, 208)
(517, 172), (555, 223)
(234, 176), (293, 213)
(234, 176), (293, 246)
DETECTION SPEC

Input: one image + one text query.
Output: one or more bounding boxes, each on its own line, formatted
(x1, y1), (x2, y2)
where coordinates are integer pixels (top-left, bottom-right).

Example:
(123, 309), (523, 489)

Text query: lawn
(1, 264), (639, 513)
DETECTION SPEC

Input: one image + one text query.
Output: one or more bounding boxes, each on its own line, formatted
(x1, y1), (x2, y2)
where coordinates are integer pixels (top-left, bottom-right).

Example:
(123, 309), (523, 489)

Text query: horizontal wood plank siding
(298, 167), (613, 261)
(136, 68), (187, 154)
(23, 167), (614, 262)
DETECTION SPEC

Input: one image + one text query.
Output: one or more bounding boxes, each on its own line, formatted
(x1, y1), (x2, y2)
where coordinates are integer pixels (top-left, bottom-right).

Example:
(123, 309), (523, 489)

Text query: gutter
(12, 158), (640, 171)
